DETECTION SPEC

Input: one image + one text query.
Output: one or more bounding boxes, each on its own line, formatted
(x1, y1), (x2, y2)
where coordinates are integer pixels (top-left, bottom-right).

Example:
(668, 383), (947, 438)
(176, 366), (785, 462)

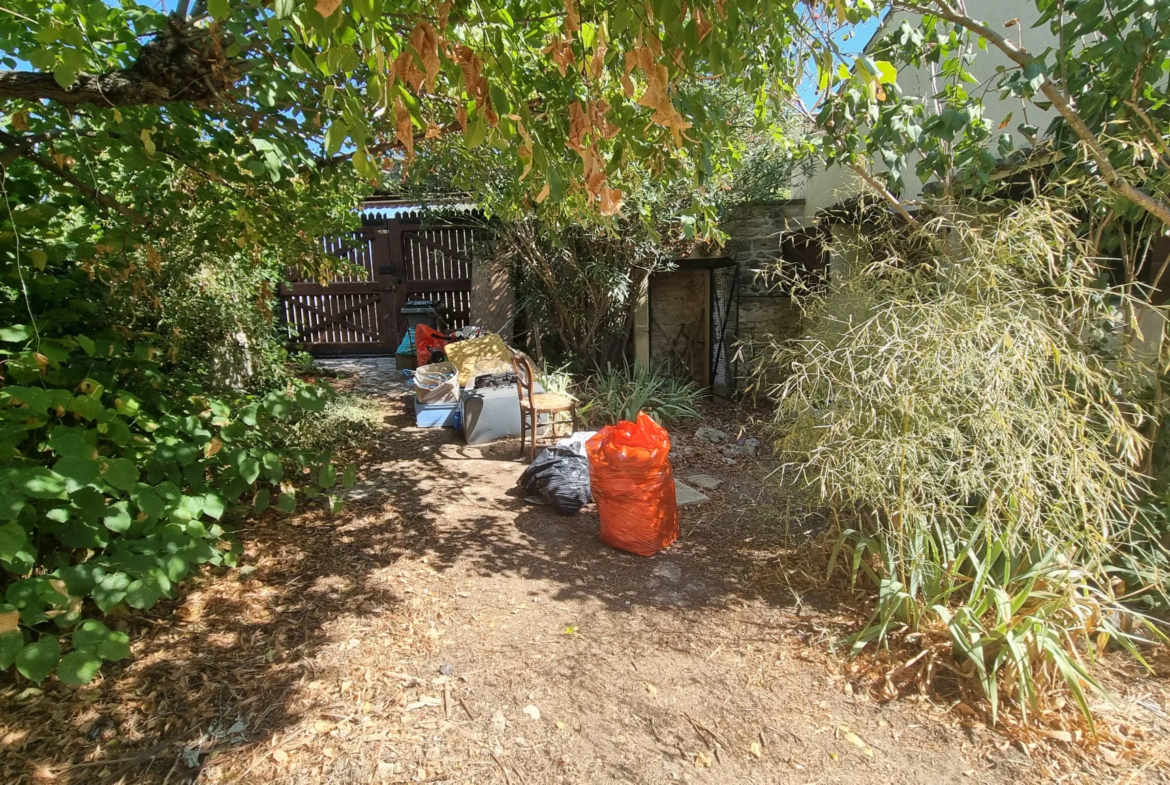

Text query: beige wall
(794, 0), (1058, 218)
(470, 255), (513, 340)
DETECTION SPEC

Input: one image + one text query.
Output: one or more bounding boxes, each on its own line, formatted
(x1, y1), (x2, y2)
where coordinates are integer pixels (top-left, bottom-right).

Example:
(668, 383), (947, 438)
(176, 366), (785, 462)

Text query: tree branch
(847, 163), (922, 229)
(0, 17), (242, 107)
(896, 0), (1170, 229)
(0, 130), (149, 225)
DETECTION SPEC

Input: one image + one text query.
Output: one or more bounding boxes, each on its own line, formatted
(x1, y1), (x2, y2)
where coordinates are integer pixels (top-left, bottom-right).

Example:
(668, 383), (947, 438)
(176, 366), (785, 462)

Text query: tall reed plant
(763, 200), (1169, 725)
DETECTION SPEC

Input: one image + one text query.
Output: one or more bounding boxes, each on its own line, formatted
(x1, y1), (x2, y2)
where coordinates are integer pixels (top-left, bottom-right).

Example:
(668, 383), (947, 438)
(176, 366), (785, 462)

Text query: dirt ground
(2, 358), (1169, 784)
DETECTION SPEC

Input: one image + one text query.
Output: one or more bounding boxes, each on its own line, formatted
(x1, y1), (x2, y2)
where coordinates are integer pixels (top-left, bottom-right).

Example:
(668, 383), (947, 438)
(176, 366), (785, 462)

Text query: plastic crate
(415, 399), (458, 428)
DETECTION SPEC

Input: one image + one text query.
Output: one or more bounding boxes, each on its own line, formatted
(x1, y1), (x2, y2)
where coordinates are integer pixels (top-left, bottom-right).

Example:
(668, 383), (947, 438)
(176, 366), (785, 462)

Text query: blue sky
(796, 13), (887, 109)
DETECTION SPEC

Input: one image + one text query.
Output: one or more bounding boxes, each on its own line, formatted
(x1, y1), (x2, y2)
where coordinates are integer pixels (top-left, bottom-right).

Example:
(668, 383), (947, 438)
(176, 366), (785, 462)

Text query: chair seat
(521, 392), (574, 411)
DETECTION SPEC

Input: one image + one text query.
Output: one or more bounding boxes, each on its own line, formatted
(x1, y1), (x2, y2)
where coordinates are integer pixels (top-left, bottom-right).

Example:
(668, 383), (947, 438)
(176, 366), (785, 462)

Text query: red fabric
(414, 324), (450, 364)
(586, 412), (679, 556)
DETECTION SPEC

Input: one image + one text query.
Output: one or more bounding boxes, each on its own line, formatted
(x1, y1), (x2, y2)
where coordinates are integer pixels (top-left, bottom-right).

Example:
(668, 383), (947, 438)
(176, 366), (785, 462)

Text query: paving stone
(686, 473), (723, 491)
(674, 479), (709, 506)
(694, 426), (730, 444)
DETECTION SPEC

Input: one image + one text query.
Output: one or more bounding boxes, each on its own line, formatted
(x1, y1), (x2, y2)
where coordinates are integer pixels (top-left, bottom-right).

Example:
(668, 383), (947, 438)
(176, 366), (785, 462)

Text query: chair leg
(529, 416), (537, 463)
(519, 411), (527, 457)
(570, 405), (578, 432)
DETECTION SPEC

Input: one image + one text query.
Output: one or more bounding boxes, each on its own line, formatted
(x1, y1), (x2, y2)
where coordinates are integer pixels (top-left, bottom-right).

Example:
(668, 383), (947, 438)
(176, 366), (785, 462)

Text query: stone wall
(721, 202), (807, 394)
(470, 254), (513, 341)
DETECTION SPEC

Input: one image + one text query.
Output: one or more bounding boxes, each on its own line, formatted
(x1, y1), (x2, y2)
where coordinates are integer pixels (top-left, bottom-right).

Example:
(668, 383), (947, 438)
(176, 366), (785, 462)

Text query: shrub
(761, 201), (1168, 723)
(577, 363), (704, 428)
(289, 394), (383, 453)
(0, 263), (351, 686)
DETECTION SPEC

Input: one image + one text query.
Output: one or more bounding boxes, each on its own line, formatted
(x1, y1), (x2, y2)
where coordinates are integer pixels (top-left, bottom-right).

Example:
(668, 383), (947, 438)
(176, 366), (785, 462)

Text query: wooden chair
(510, 352), (578, 462)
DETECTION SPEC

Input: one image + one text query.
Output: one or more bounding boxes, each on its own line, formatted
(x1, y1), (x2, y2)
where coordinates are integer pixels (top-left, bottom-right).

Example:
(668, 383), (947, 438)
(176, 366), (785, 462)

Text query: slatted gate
(280, 218), (477, 356)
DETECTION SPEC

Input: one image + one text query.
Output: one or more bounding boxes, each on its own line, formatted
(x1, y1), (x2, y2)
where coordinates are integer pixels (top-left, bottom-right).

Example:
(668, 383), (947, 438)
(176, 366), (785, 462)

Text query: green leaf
(49, 427), (96, 460)
(100, 458), (139, 492)
(0, 324), (34, 343)
(319, 463), (337, 488)
(74, 619), (130, 661)
(343, 463), (357, 488)
(57, 650), (102, 685)
(124, 576), (164, 609)
(54, 457), (99, 493)
(239, 456), (261, 485)
(131, 485), (166, 519)
(202, 493), (226, 520)
(16, 636), (60, 683)
(0, 631), (23, 669)
(102, 501), (132, 533)
(18, 467), (68, 499)
(277, 492), (296, 513)
(93, 572), (131, 612)
(56, 563), (105, 596)
(0, 522), (27, 562)
(261, 452), (283, 482)
(295, 386), (327, 412)
(71, 486), (107, 522)
(254, 488), (271, 512)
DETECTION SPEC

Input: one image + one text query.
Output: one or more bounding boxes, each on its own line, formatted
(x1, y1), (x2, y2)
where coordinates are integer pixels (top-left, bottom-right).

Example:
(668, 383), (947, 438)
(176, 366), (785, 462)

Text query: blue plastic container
(415, 399), (458, 428)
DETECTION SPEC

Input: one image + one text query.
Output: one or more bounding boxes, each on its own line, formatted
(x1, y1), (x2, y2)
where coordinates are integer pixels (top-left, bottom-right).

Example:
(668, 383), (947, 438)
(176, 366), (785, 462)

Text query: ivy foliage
(0, 234), (356, 683)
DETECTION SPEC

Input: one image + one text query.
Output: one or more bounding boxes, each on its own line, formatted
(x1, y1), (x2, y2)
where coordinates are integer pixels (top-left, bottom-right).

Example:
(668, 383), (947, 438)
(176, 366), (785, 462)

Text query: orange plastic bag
(586, 412), (679, 556)
(414, 324), (450, 364)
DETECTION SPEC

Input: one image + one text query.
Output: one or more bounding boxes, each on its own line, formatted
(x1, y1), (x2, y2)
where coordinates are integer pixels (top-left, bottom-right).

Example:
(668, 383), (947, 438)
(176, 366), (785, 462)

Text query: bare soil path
(2, 357), (1127, 784)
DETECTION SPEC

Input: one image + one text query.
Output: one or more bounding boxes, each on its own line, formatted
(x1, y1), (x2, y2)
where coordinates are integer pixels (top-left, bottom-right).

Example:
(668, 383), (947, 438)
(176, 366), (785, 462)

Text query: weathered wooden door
(279, 228), (398, 355)
(280, 218), (477, 356)
(394, 222), (475, 336)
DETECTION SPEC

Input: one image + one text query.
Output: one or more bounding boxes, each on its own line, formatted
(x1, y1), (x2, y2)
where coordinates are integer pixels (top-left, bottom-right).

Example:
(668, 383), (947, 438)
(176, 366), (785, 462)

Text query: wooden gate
(280, 217), (477, 356)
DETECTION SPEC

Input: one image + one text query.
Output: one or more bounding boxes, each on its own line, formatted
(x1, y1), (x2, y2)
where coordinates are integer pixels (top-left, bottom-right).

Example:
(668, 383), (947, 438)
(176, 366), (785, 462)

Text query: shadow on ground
(0, 359), (856, 784)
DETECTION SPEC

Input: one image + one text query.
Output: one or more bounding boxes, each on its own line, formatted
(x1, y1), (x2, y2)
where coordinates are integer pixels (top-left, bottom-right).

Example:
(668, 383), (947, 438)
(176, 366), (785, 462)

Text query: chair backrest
(509, 351), (536, 407)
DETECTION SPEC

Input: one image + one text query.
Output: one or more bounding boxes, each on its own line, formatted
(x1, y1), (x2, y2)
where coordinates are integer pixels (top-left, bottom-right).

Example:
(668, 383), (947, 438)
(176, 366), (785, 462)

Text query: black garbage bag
(517, 447), (592, 515)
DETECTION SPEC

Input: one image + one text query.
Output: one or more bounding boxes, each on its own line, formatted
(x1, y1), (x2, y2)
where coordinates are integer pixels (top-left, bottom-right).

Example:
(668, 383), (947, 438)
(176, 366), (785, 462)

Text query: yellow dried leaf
(695, 8), (712, 42)
(409, 22), (441, 92)
(749, 740), (763, 759)
(564, 0), (580, 35)
(313, 719), (336, 735)
(535, 181), (550, 203)
(395, 97), (414, 164)
(837, 724), (873, 757)
(0, 609), (18, 634)
(567, 101), (588, 153)
(315, 0), (343, 17)
(272, 749), (289, 763)
(395, 51), (425, 93)
(205, 436), (224, 458)
(599, 187), (623, 216)
(145, 244), (161, 273)
(589, 38), (608, 80)
(695, 751), (713, 768)
(437, 0), (452, 31)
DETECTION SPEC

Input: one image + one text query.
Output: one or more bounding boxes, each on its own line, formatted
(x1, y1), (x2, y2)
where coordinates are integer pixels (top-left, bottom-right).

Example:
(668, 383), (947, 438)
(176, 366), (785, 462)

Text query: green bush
(762, 201), (1168, 724)
(0, 263), (351, 685)
(289, 394), (383, 453)
(577, 363), (704, 428)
